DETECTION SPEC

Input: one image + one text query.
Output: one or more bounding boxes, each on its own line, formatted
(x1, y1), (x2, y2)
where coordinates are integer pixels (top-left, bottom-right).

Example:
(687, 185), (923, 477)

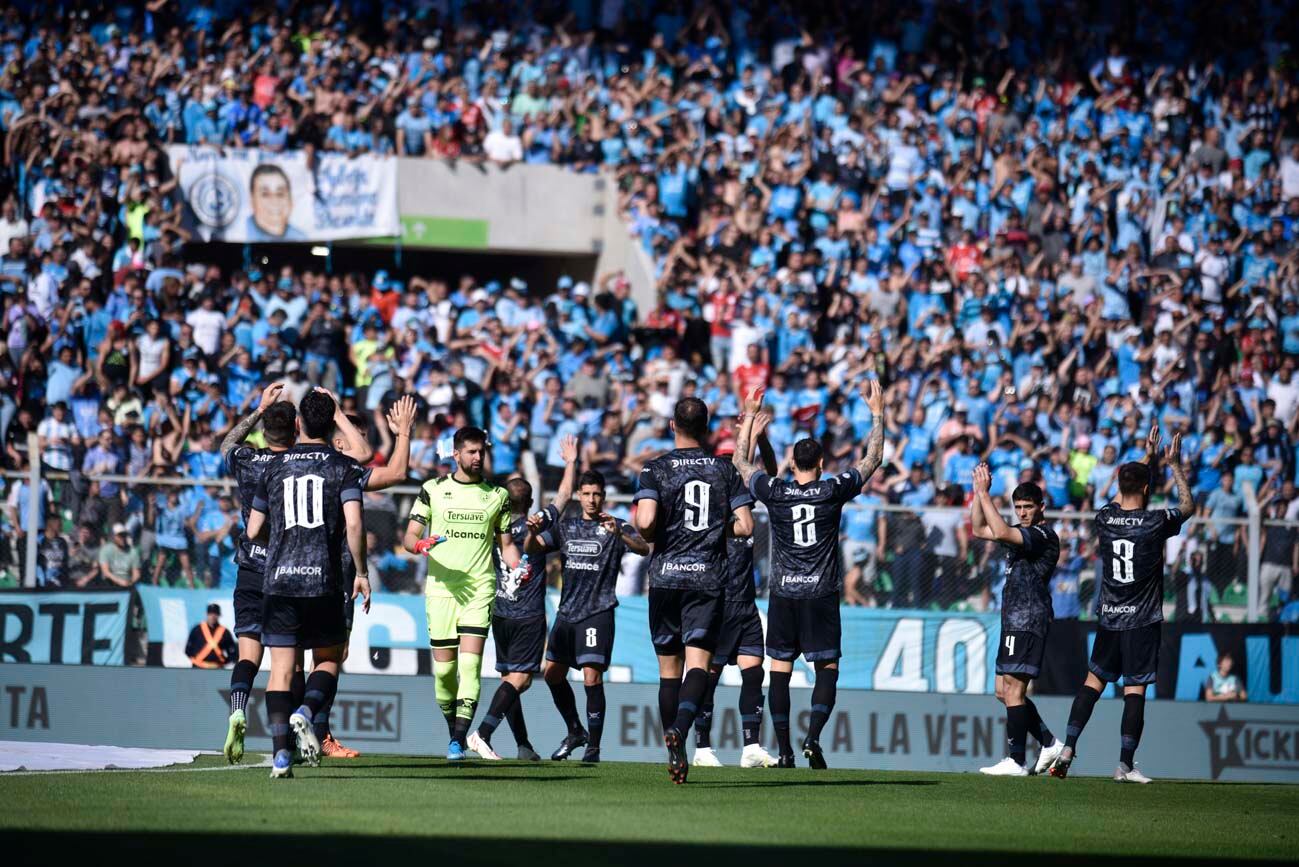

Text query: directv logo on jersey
(565, 541), (602, 556)
(786, 487), (822, 498)
(663, 562), (707, 573)
(446, 510), (487, 523)
(669, 458), (714, 468)
(1104, 516), (1146, 526)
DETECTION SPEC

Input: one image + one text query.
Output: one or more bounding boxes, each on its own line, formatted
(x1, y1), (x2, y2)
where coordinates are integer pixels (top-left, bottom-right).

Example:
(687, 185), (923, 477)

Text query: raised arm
(970, 463), (1023, 545)
(856, 379), (886, 487)
(753, 410), (779, 476)
(363, 396), (417, 490)
(1137, 422), (1161, 466)
(221, 381), (284, 461)
(1166, 432), (1194, 518)
(322, 387), (374, 464)
(550, 434), (580, 514)
(732, 386), (765, 484)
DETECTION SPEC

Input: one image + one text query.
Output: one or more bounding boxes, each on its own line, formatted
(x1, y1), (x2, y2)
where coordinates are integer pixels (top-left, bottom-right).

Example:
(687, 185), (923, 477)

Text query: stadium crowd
(0, 0), (1297, 621)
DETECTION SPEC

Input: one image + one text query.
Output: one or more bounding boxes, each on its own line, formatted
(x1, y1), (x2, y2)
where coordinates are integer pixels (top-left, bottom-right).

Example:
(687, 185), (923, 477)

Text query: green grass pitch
(3, 755), (1296, 865)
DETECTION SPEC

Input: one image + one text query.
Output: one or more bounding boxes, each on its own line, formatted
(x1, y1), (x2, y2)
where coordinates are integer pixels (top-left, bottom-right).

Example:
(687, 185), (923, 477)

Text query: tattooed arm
(856, 378), (886, 489)
(220, 381), (283, 461)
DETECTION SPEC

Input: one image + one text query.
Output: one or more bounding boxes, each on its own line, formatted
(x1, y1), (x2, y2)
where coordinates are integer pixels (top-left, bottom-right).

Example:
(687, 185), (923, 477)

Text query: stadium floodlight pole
(23, 433), (40, 589)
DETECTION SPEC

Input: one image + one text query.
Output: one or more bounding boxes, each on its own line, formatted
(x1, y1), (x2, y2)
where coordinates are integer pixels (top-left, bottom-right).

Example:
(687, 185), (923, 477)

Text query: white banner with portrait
(165, 146), (399, 243)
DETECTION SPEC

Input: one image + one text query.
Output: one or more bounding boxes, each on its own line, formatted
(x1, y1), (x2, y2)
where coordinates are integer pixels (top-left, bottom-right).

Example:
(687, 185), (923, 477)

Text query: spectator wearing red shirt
(705, 284), (738, 371)
(734, 342), (771, 397)
(369, 270), (399, 325)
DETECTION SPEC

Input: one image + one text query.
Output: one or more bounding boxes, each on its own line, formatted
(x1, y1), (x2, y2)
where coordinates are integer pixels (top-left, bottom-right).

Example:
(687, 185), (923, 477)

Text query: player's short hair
(298, 390), (335, 440)
(505, 477), (532, 507)
(793, 438), (824, 471)
(262, 400), (297, 446)
(673, 397), (709, 440)
(1117, 462), (1150, 496)
(453, 426), (488, 450)
(249, 163), (290, 193)
(578, 470), (606, 490)
(1011, 482), (1044, 504)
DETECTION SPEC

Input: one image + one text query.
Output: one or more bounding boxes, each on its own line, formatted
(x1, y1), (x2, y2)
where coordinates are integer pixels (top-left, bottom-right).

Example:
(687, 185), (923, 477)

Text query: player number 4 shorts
(995, 629), (1046, 678)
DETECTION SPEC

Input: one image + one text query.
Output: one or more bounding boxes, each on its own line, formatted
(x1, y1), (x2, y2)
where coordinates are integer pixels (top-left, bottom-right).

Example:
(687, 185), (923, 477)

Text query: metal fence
(1, 434), (1283, 622)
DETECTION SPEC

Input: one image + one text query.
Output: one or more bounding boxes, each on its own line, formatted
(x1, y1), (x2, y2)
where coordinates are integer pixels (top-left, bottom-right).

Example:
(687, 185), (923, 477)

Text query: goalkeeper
(403, 426), (524, 760)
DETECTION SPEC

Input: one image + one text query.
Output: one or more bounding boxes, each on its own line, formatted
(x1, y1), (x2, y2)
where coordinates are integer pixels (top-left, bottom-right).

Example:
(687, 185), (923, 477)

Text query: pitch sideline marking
(1, 752), (273, 777)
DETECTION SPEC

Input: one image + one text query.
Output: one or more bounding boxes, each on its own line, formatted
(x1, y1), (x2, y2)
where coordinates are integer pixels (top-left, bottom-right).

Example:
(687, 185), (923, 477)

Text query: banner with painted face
(165, 146), (399, 242)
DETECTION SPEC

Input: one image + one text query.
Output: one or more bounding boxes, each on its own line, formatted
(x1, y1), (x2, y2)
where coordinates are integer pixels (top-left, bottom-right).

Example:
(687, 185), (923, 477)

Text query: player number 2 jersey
(252, 445), (364, 598)
(408, 475), (511, 597)
(633, 447), (753, 592)
(1094, 503), (1186, 630)
(751, 468), (863, 599)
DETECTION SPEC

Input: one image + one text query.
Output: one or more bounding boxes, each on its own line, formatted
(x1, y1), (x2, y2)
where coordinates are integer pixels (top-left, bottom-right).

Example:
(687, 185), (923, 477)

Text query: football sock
(739, 665), (764, 746)
(478, 682), (519, 743)
(290, 669), (306, 709)
(311, 675), (339, 741)
(301, 670), (336, 717)
(1024, 698), (1055, 747)
(549, 678), (582, 734)
(658, 677), (680, 734)
(585, 683), (606, 749)
(670, 668), (709, 736)
(1064, 685), (1102, 751)
(229, 659), (257, 714)
(769, 670), (793, 757)
(1120, 693), (1146, 767)
(694, 669), (721, 749)
(452, 651), (483, 746)
(266, 690), (293, 756)
(434, 657), (458, 736)
(1006, 703), (1028, 766)
(807, 668), (839, 742)
(505, 700), (531, 749)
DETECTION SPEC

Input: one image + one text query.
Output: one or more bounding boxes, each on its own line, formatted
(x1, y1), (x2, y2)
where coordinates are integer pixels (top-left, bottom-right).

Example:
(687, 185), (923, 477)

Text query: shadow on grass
(6, 832), (1290, 866)
(300, 774), (588, 783)
(690, 778), (940, 789)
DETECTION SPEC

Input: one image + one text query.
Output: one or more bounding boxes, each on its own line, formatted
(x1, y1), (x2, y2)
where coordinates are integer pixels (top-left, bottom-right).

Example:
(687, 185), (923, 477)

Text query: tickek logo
(1200, 707), (1299, 780)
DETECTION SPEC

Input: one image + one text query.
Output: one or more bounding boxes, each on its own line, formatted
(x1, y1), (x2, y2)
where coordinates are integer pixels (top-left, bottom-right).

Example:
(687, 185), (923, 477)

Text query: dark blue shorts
(262, 594), (347, 650)
(766, 593), (841, 662)
(996, 629), (1045, 678)
(648, 587), (722, 655)
(713, 604), (765, 666)
(547, 609), (615, 669)
(493, 614), (546, 673)
(1089, 623), (1160, 686)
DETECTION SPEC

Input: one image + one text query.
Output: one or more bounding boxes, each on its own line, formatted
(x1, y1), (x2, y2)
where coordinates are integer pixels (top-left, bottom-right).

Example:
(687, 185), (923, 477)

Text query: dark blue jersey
(227, 444), (280, 582)
(1095, 503), (1186, 630)
(999, 523), (1059, 637)
(252, 445), (364, 598)
(542, 513), (631, 622)
(750, 468), (862, 599)
(494, 507), (553, 620)
(633, 447), (752, 591)
(723, 533), (756, 608)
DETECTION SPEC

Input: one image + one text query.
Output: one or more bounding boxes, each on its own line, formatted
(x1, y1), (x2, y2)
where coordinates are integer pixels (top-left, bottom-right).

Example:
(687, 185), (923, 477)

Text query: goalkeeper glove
(413, 535), (447, 556)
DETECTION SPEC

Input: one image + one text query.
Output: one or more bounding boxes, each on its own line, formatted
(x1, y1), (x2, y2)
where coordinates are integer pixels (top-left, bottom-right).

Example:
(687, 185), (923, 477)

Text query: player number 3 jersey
(409, 476), (511, 597)
(1095, 503), (1186, 630)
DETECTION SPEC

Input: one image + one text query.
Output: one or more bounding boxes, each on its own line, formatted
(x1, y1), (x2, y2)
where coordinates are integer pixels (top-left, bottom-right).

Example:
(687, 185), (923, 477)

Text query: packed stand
(1, 1), (1298, 622)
